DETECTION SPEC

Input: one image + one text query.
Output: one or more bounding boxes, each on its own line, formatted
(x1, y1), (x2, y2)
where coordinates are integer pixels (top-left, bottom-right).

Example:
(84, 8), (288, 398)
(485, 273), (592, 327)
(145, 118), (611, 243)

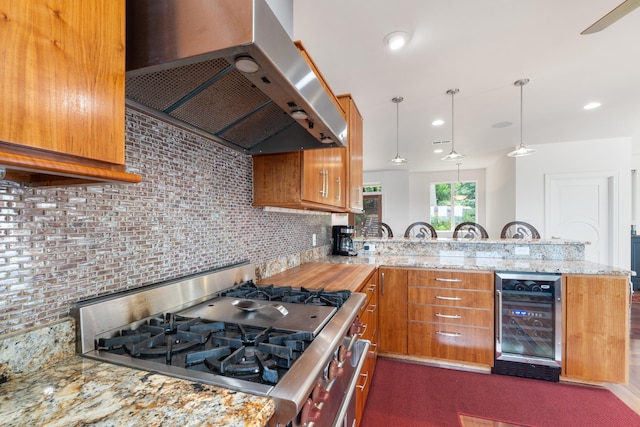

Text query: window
(430, 181), (476, 231)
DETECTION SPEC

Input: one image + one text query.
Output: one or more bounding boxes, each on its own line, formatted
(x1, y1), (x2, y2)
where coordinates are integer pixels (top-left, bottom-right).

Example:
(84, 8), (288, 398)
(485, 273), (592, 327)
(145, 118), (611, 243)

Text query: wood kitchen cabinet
(378, 267), (408, 354)
(0, 0), (140, 185)
(252, 148), (346, 212)
(338, 94), (364, 213)
(563, 274), (630, 384)
(407, 269), (494, 366)
(355, 270), (378, 427)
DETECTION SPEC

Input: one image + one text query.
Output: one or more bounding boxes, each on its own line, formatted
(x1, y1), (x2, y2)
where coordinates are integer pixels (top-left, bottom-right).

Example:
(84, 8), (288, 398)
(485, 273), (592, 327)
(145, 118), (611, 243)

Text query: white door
(545, 173), (617, 265)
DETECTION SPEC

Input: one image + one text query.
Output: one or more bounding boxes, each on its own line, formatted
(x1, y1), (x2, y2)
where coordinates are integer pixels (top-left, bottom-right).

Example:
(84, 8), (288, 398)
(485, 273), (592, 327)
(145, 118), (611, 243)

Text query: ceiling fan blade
(581, 0), (640, 34)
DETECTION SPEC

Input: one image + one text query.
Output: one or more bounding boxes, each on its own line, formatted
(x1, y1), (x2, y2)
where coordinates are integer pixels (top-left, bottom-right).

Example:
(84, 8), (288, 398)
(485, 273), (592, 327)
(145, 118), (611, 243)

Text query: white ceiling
(292, 0), (640, 173)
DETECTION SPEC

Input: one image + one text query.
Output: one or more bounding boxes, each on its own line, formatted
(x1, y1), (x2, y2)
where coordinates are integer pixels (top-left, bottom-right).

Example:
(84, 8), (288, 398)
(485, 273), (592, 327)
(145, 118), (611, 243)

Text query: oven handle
(333, 339), (370, 426)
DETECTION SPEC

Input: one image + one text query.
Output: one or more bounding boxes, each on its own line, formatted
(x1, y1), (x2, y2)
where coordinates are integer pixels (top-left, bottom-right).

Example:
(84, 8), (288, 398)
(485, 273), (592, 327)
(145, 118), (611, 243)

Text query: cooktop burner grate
(221, 281), (351, 308)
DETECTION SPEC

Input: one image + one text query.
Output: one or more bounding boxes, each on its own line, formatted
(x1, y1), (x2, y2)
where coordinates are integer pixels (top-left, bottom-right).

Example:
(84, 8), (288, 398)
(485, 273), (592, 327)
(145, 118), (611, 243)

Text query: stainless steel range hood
(125, 0), (347, 155)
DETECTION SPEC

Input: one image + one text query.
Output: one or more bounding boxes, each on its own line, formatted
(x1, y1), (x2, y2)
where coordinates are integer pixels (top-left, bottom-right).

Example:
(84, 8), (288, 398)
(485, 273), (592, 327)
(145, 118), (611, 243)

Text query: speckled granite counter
(0, 356), (274, 427)
(322, 254), (633, 276)
(0, 320), (275, 427)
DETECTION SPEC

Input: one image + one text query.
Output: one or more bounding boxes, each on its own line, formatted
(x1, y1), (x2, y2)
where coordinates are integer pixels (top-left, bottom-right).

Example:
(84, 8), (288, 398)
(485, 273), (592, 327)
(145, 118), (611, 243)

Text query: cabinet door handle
(325, 169), (329, 199)
(435, 313), (462, 319)
(336, 176), (341, 200)
(381, 273), (385, 295)
(435, 295), (462, 301)
(436, 331), (462, 337)
(435, 278), (462, 283)
(319, 170), (326, 196)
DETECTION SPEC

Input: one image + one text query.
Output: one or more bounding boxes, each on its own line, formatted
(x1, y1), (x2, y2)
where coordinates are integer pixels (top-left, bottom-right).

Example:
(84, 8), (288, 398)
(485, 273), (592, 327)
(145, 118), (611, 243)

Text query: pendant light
(441, 89), (465, 161)
(388, 96), (408, 165)
(507, 78), (536, 157)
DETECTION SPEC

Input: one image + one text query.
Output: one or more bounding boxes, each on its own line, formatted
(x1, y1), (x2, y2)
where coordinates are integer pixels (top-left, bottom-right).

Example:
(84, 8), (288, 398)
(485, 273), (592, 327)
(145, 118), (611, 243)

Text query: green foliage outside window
(430, 181), (476, 231)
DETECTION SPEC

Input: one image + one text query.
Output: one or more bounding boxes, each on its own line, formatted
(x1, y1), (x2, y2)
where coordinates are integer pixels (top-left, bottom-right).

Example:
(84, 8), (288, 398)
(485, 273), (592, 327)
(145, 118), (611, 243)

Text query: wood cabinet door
(378, 267), (408, 354)
(338, 95), (363, 213)
(0, 0), (125, 164)
(564, 274), (630, 384)
(326, 147), (345, 208)
(301, 149), (326, 204)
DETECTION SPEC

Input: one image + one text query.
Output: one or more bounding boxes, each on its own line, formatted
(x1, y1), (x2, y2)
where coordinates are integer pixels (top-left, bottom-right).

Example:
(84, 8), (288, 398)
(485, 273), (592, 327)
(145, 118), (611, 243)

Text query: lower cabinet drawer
(408, 321), (494, 365)
(408, 287), (493, 308)
(408, 303), (492, 327)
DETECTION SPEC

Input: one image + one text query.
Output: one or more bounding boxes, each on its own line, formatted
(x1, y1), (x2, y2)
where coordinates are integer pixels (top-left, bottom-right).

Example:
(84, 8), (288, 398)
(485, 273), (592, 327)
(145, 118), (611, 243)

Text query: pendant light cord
(396, 99), (400, 156)
(520, 81), (524, 146)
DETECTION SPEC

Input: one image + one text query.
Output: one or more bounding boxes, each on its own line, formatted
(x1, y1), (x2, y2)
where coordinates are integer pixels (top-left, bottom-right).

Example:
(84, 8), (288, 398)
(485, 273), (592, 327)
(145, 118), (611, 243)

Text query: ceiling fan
(581, 0), (640, 34)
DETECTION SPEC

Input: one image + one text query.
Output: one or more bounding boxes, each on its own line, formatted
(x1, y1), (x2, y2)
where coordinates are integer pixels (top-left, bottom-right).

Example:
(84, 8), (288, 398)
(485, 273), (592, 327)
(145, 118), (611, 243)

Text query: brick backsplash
(0, 108), (332, 336)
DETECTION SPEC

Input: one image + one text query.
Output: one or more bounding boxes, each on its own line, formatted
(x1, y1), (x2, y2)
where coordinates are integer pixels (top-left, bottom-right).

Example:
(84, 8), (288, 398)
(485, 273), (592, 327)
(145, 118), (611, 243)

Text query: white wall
(515, 137), (632, 268)
(362, 170), (410, 237)
(485, 154), (516, 237)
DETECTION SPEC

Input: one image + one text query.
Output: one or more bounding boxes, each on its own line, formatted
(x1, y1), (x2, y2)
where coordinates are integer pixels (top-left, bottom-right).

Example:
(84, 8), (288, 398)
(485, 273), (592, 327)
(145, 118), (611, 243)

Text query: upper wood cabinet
(253, 148), (346, 212)
(0, 0), (140, 185)
(338, 94), (364, 213)
(563, 274), (630, 384)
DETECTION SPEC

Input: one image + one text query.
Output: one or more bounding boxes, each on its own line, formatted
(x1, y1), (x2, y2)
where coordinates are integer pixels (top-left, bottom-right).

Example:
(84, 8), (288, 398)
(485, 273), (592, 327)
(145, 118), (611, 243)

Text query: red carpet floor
(361, 358), (640, 427)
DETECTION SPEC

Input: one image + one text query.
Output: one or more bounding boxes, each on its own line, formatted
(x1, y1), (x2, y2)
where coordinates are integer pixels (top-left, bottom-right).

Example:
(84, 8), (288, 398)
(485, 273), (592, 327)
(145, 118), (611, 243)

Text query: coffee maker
(332, 225), (357, 256)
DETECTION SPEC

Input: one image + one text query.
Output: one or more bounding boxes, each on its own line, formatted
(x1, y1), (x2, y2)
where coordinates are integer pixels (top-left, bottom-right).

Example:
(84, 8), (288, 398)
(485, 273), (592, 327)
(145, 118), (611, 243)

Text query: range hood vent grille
(127, 58), (294, 151)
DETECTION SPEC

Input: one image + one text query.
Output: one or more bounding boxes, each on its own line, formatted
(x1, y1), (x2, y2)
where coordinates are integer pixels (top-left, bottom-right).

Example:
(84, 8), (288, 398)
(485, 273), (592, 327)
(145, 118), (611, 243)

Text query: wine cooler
(493, 271), (562, 382)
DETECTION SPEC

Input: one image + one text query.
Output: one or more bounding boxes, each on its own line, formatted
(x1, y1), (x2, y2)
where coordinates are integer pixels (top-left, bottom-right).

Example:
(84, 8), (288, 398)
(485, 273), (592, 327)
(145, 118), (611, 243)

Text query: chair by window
(363, 222), (393, 238)
(453, 222), (489, 240)
(404, 222), (438, 239)
(500, 221), (540, 240)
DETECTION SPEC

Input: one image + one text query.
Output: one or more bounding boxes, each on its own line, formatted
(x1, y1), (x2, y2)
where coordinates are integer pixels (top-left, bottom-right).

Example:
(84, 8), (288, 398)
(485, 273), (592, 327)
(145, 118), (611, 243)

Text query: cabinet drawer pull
(435, 278), (462, 283)
(367, 304), (376, 313)
(435, 313), (462, 319)
(436, 331), (462, 337)
(435, 295), (462, 301)
(367, 284), (376, 292)
(358, 324), (368, 337)
(357, 372), (369, 390)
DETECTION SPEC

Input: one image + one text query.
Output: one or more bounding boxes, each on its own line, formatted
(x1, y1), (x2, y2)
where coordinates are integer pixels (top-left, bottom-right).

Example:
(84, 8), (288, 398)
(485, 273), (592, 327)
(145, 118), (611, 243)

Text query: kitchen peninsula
(319, 236), (632, 385)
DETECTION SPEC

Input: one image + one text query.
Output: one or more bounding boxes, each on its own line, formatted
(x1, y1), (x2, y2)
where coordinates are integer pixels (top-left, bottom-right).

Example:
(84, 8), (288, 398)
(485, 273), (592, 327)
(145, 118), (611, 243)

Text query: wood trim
(0, 150), (141, 184)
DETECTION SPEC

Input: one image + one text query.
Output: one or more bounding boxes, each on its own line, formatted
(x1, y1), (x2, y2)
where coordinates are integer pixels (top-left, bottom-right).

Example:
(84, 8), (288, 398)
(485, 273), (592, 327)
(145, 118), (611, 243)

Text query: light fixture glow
(234, 56), (259, 73)
(291, 109), (308, 120)
(320, 136), (333, 144)
(433, 148), (443, 154)
(441, 89), (466, 161)
(383, 31), (409, 50)
(432, 119), (445, 126)
(388, 97), (408, 165)
(584, 102), (601, 110)
(507, 79), (536, 158)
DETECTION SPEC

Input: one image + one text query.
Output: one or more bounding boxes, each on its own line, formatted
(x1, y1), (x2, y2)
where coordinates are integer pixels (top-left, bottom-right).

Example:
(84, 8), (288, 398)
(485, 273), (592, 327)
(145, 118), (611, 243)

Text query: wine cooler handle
(496, 289), (502, 346)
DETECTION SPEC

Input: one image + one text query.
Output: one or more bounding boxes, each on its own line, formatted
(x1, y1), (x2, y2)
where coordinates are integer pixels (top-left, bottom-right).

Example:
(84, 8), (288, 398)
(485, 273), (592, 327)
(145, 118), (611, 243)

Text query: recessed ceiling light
(383, 31), (409, 50)
(432, 119), (445, 126)
(584, 102), (601, 110)
(434, 148), (443, 153)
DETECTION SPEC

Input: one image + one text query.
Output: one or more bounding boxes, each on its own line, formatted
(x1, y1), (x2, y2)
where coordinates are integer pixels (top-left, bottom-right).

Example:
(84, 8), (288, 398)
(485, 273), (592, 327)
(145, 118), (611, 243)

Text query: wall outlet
(364, 244), (375, 252)
(312, 234), (317, 246)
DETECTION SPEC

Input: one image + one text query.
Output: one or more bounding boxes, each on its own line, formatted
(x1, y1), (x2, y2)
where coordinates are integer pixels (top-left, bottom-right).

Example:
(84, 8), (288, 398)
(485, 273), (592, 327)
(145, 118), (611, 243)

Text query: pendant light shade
(507, 79), (536, 158)
(388, 96), (408, 165)
(441, 89), (466, 161)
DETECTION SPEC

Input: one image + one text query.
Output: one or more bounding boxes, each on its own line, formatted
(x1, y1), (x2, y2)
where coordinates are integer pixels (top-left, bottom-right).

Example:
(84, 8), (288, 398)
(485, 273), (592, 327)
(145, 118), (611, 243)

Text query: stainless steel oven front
(493, 271), (562, 381)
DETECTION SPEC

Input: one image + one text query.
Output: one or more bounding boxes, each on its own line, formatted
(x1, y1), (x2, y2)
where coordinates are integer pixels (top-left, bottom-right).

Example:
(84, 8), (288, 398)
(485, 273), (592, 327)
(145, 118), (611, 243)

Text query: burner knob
(350, 319), (364, 336)
(312, 381), (329, 403)
(337, 345), (351, 363)
(301, 398), (322, 425)
(328, 360), (343, 380)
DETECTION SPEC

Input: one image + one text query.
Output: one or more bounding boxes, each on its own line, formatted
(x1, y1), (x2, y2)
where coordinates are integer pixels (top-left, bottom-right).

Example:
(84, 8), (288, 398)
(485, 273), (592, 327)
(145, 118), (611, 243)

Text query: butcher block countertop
(257, 262), (377, 292)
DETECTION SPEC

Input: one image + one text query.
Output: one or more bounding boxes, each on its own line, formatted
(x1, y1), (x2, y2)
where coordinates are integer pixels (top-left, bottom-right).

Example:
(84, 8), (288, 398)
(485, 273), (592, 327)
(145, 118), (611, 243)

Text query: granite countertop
(322, 254), (634, 276)
(0, 355), (275, 427)
(0, 321), (275, 427)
